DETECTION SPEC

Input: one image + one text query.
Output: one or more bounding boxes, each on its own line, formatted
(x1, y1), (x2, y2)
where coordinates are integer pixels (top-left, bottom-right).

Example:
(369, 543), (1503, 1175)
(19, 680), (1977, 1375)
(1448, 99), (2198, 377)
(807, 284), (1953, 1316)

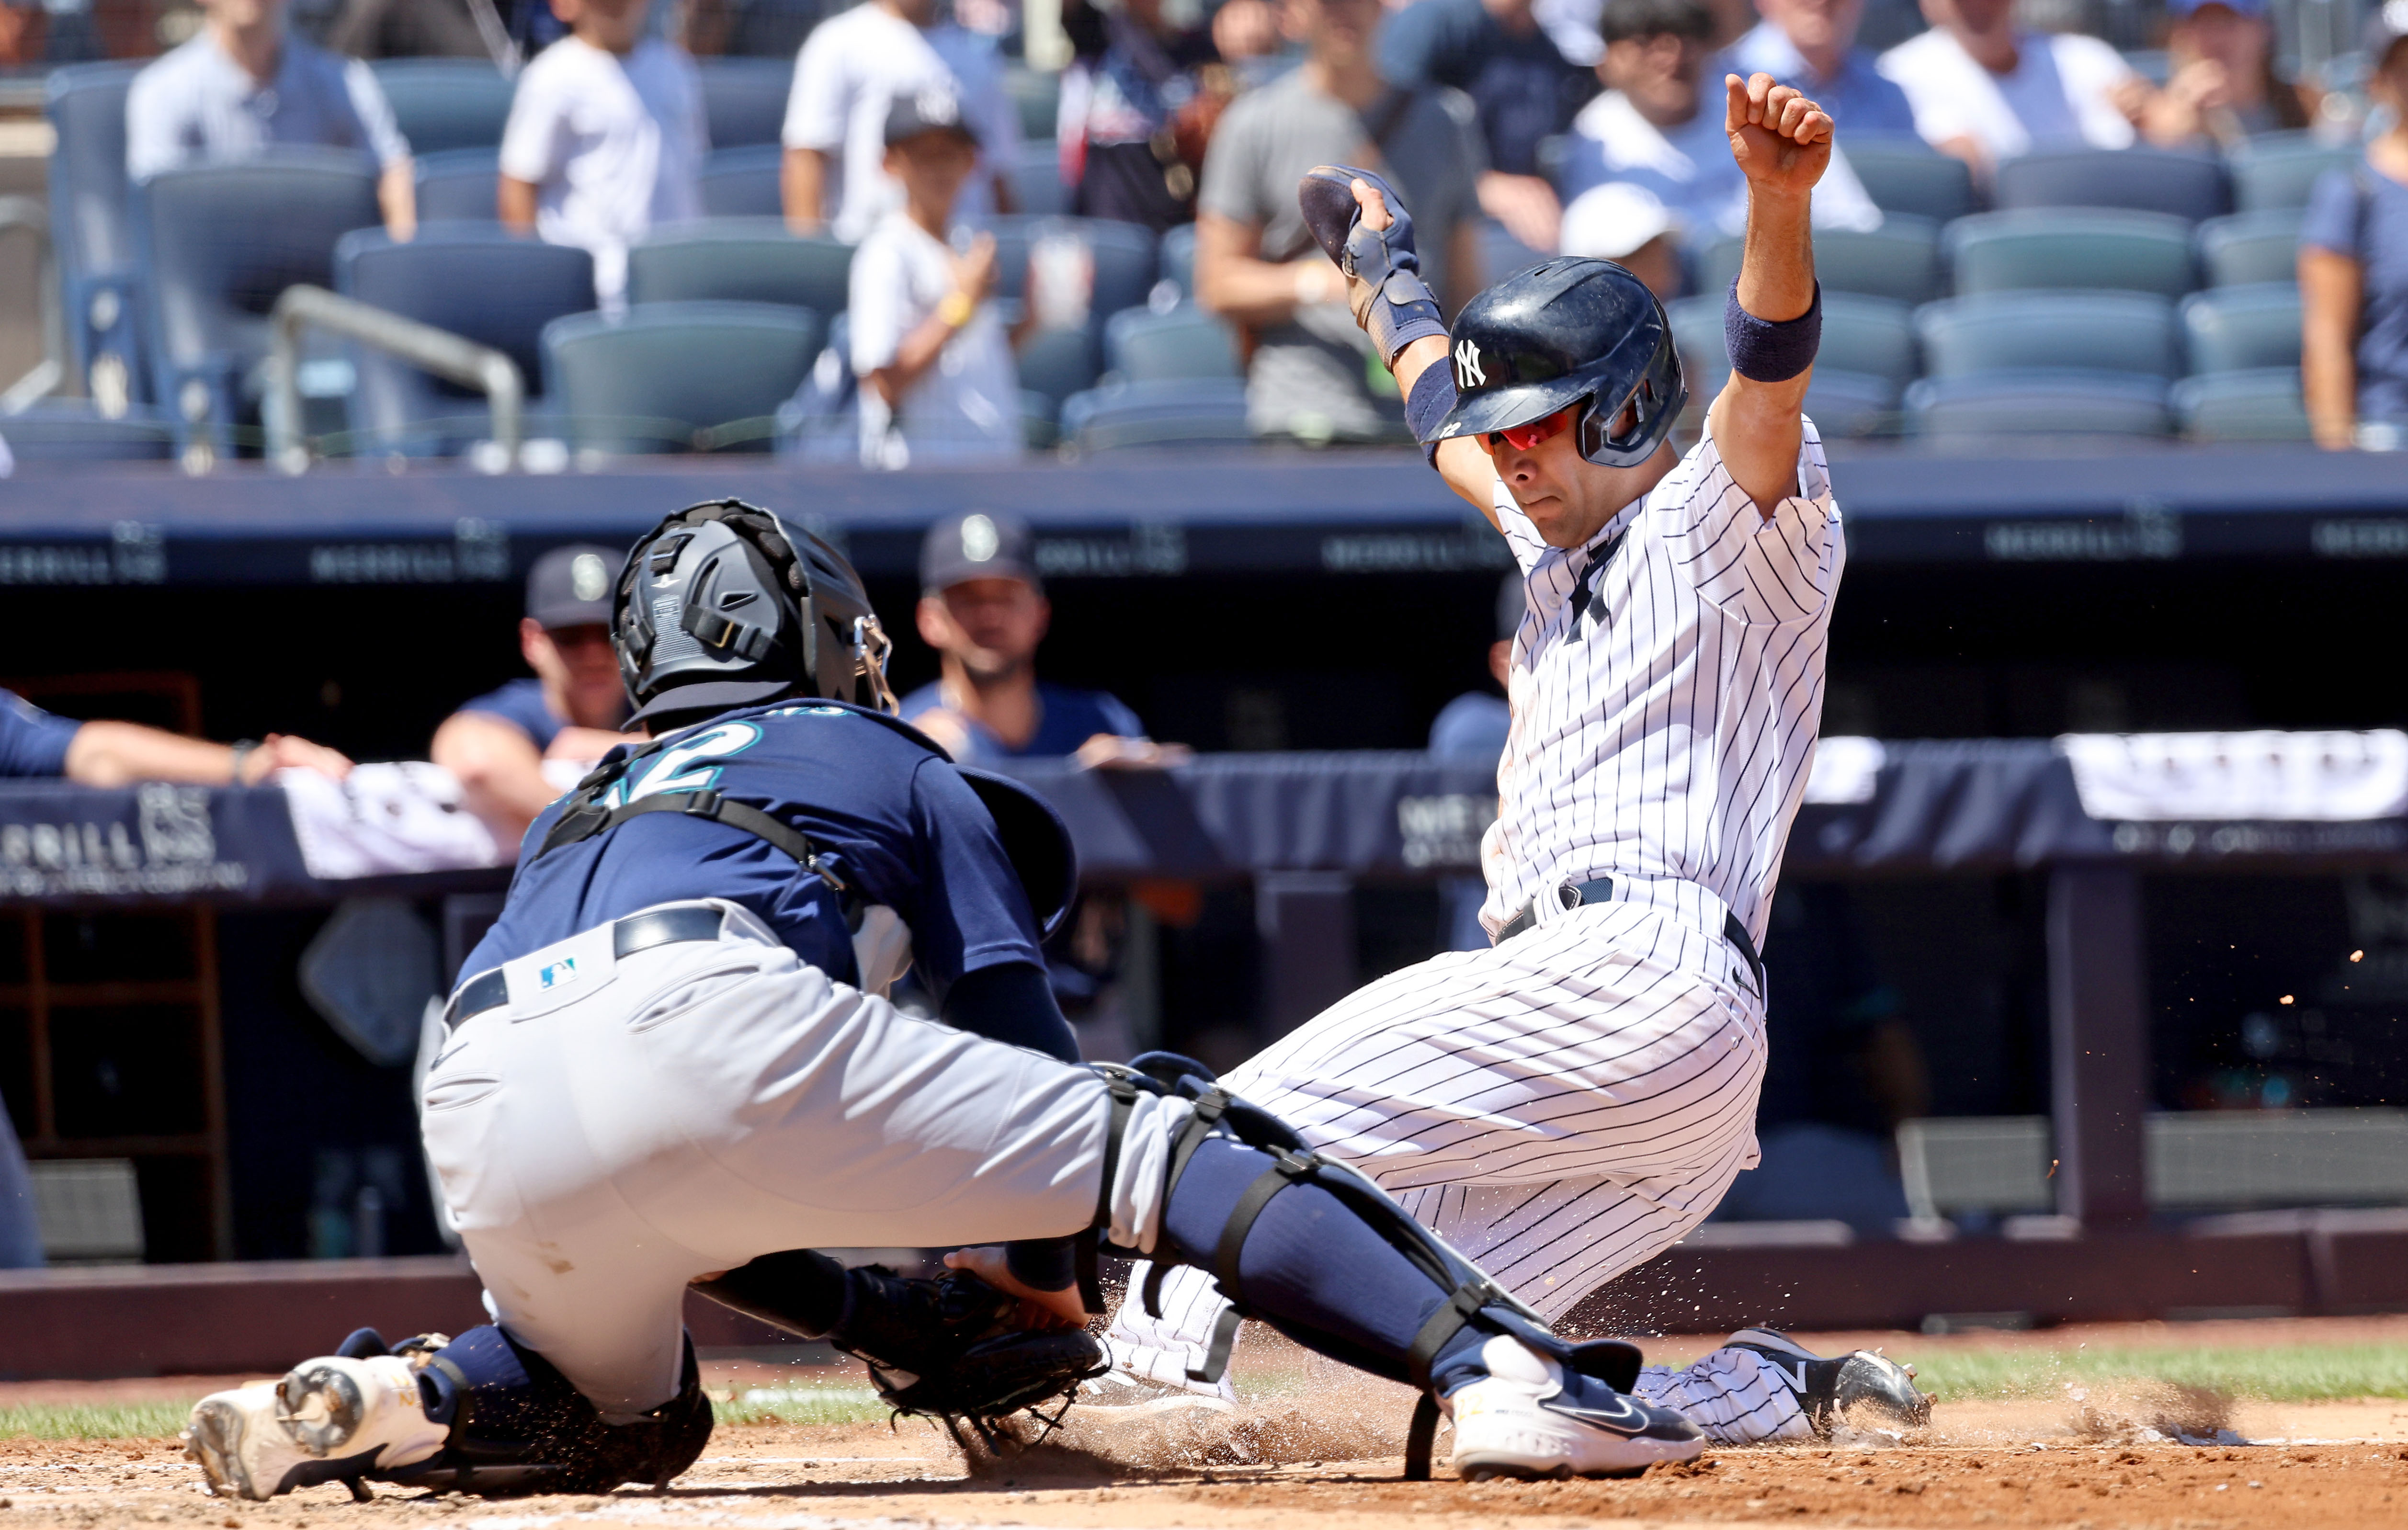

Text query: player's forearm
(377, 160), (417, 239)
(497, 174), (538, 231)
(434, 718), (557, 839)
(782, 147), (827, 233)
(1736, 183), (1815, 325)
(63, 722), (238, 787)
(2300, 247), (2362, 450)
(1197, 254), (1336, 325)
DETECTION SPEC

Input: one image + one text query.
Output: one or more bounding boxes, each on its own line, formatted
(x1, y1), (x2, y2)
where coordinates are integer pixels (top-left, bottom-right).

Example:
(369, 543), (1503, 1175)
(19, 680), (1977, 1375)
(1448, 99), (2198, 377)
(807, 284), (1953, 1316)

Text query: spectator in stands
(1721, 0), (1917, 136)
(1556, 177), (1681, 293)
(902, 511), (1175, 765)
(782, 0), (1021, 243)
(1559, 0), (1879, 243)
(432, 544), (635, 845)
(0, 690), (352, 785)
(1195, 0), (1483, 441)
(2300, 7), (2408, 451)
(328, 0), (501, 59)
(2146, 0), (2313, 148)
(850, 91), (1032, 469)
(498, 0), (705, 308)
(1377, 0), (1596, 253)
(125, 0), (417, 236)
(1058, 0), (1233, 233)
(1875, 0), (2149, 172)
(1428, 573), (1519, 952)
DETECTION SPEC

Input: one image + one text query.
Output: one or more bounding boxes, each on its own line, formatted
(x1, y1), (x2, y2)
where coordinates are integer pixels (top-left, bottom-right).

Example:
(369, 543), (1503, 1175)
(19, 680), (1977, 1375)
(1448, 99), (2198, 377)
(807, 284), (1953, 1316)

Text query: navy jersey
(462, 700), (1047, 998)
(897, 681), (1145, 762)
(454, 678), (567, 753)
(0, 691), (83, 778)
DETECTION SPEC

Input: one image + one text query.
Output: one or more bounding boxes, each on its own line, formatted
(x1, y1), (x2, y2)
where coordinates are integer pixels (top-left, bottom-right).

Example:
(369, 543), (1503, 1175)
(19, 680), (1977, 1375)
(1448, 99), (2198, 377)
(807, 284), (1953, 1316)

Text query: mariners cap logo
(960, 513), (999, 563)
(1454, 339), (1486, 390)
(570, 553), (609, 601)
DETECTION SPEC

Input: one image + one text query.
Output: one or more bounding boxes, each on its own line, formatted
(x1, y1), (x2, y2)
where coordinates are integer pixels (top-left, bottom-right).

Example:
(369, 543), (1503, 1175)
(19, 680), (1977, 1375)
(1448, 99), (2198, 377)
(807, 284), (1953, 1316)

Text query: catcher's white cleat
(184, 1355), (449, 1500)
(1449, 1336), (1706, 1481)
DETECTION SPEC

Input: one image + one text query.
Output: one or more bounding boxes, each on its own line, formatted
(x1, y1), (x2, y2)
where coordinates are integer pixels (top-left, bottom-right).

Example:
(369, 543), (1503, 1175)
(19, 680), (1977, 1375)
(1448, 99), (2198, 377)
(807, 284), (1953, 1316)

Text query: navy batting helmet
(1428, 258), (1686, 469)
(613, 499), (898, 725)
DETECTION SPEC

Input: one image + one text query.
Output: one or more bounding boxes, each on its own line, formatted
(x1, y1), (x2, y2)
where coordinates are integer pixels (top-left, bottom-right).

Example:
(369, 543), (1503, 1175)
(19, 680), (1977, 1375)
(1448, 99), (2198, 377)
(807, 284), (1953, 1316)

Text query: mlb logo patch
(539, 957), (579, 991)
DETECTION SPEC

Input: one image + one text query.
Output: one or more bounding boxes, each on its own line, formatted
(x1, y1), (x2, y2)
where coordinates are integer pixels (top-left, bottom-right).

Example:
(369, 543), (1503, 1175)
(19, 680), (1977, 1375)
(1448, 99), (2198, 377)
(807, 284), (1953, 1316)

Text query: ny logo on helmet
(1454, 340), (1486, 390)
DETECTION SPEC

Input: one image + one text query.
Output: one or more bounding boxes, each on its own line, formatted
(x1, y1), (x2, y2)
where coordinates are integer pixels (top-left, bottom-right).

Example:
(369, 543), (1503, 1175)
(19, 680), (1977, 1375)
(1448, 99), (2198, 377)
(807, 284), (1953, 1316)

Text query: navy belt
(1497, 877), (1763, 995)
(445, 905), (727, 1031)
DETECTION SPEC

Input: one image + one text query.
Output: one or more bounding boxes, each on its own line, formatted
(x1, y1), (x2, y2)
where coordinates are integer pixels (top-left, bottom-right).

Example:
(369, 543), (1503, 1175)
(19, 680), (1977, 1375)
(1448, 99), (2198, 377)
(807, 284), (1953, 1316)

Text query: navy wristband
(1724, 277), (1822, 383)
(1404, 360), (1458, 468)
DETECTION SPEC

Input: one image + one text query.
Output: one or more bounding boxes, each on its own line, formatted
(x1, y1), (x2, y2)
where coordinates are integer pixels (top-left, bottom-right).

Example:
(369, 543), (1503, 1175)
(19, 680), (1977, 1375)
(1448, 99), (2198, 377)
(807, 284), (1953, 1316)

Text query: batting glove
(1297, 164), (1450, 369)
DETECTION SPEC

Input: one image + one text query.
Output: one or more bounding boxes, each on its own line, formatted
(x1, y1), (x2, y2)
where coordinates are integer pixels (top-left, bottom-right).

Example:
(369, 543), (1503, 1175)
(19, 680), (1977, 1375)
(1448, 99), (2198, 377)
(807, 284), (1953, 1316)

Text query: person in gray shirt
(1194, 0), (1482, 441)
(127, 0), (417, 235)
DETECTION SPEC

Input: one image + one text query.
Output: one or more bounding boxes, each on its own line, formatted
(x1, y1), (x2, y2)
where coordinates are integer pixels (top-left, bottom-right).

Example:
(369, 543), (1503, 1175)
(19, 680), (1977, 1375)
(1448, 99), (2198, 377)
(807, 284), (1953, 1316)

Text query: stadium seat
(1904, 370), (2174, 439)
(413, 147), (500, 223)
(335, 226), (594, 454)
(1701, 213), (1944, 304)
(1671, 291), (1917, 391)
(1059, 377), (1250, 452)
(1022, 386), (1062, 449)
(130, 149), (384, 449)
(1839, 135), (1977, 222)
(2196, 208), (2305, 286)
(1159, 223), (1196, 299)
(1005, 65), (1062, 141)
(625, 219), (851, 310)
(542, 299), (823, 453)
(2169, 367), (2310, 440)
(1011, 142), (1072, 217)
(2227, 130), (2360, 212)
(1945, 209), (2196, 297)
(0, 400), (174, 463)
(2179, 282), (2302, 374)
(44, 63), (144, 404)
(1796, 369), (1901, 438)
(1017, 326), (1099, 412)
(1913, 292), (2184, 380)
(1104, 303), (1241, 380)
(696, 58), (795, 148)
(1993, 147), (2232, 222)
(700, 145), (784, 218)
(367, 60), (511, 154)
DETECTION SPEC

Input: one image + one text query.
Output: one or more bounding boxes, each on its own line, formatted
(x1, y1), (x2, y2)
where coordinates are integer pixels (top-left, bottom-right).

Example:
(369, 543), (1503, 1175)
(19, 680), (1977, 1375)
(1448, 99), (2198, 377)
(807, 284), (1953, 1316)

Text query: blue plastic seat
(1104, 304), (1241, 381)
(1005, 65), (1061, 141)
(625, 219), (851, 310)
(1702, 213), (1944, 304)
(1905, 370), (2173, 439)
(1671, 291), (1916, 391)
(1913, 292), (2183, 380)
(413, 147), (500, 223)
(44, 63), (144, 404)
(1993, 148), (2232, 222)
(2196, 208), (2304, 287)
(1011, 142), (1071, 217)
(696, 58), (794, 149)
(699, 144), (784, 219)
(335, 226), (595, 454)
(1016, 325), (1101, 409)
(2179, 282), (2301, 373)
(1159, 223), (1196, 299)
(1945, 209), (2196, 297)
(368, 60), (512, 154)
(2227, 130), (2360, 212)
(1840, 134), (1977, 222)
(131, 149), (384, 448)
(1795, 369), (1902, 438)
(542, 299), (824, 453)
(2169, 368), (2309, 440)
(1059, 377), (1250, 452)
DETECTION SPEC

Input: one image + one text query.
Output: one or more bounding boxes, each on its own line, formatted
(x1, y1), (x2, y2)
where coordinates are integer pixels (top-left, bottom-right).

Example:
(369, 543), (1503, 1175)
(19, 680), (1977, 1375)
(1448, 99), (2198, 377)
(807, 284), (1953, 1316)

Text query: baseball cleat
(1448, 1336), (1705, 1481)
(1721, 1327), (1934, 1436)
(1077, 1366), (1237, 1417)
(184, 1355), (449, 1500)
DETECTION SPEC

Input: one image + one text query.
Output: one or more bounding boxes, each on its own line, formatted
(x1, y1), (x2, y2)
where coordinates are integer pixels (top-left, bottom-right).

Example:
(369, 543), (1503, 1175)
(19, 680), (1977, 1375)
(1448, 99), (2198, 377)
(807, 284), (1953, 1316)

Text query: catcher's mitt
(829, 1266), (1109, 1451)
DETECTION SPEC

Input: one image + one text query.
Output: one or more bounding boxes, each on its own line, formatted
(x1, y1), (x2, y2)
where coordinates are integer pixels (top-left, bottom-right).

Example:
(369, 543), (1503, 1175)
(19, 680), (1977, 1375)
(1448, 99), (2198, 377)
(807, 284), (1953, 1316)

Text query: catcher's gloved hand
(1296, 164), (1449, 368)
(827, 1266), (1107, 1443)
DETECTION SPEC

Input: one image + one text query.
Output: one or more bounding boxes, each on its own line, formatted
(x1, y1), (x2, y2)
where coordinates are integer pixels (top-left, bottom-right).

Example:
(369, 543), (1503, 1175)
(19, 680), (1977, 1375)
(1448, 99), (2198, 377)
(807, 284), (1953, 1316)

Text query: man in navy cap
(433, 544), (638, 844)
(900, 511), (1179, 766)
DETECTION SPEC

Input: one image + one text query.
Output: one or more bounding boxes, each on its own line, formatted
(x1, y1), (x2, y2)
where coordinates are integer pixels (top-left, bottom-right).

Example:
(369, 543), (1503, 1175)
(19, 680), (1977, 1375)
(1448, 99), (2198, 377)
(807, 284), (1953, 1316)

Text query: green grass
(0, 1400), (198, 1440)
(1910, 1342), (2408, 1403)
(709, 1385), (889, 1428)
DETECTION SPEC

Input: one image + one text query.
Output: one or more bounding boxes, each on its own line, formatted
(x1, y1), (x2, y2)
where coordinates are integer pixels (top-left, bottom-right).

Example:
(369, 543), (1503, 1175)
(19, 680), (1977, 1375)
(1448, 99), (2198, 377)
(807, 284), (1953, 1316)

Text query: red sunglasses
(1490, 407), (1575, 452)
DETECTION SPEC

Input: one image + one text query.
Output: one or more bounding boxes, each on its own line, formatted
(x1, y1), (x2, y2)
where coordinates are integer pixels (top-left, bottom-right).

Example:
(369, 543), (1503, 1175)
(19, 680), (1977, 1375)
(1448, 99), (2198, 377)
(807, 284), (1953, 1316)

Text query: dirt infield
(9, 1318), (2408, 1529)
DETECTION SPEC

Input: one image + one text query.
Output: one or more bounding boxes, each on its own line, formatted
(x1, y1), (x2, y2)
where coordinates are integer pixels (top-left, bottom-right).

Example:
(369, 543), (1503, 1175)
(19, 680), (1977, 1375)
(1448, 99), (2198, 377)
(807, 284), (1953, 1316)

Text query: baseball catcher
(184, 500), (1712, 1501)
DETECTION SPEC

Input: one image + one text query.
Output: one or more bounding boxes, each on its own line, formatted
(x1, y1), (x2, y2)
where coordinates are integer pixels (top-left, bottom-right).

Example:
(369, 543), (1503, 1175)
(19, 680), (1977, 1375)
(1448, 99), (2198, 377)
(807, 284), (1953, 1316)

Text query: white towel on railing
(279, 761), (506, 879)
(2057, 730), (2408, 822)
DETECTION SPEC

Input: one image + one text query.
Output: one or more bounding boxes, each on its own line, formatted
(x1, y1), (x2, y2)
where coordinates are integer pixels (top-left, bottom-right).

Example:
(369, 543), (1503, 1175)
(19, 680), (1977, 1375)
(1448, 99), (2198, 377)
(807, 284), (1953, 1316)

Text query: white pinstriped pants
(1112, 897), (1815, 1444)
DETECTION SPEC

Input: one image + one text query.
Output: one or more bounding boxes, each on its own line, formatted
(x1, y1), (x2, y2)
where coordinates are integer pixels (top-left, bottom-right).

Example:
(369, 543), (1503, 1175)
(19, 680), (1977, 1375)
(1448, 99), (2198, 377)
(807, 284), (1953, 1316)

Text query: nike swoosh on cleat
(1543, 1395), (1649, 1432)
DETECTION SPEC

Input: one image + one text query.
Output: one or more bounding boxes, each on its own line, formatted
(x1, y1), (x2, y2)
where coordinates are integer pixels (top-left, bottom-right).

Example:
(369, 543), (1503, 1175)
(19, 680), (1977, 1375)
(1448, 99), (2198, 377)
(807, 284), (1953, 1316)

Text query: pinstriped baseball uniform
(1109, 419), (1846, 1444)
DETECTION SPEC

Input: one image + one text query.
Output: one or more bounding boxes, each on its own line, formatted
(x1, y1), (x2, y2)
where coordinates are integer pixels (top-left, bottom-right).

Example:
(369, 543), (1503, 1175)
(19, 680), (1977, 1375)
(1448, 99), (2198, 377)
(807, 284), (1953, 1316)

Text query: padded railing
(266, 283), (523, 473)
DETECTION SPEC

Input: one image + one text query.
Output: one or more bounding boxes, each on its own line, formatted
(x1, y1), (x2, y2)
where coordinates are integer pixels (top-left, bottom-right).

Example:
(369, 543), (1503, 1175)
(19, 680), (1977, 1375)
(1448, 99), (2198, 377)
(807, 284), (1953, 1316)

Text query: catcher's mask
(613, 499), (898, 727)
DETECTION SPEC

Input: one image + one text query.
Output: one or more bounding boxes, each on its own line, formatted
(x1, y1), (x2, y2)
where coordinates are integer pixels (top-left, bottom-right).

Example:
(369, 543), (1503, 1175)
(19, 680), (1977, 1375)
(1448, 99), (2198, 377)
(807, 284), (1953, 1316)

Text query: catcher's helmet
(613, 499), (898, 725)
(1428, 258), (1686, 468)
